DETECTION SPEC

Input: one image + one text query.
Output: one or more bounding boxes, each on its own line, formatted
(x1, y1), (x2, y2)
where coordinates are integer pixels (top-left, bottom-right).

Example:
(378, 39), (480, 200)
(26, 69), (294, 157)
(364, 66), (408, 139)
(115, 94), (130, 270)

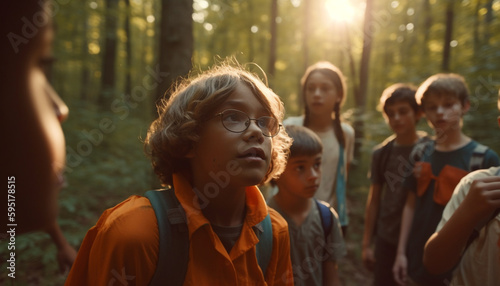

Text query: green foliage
(3, 98), (153, 284)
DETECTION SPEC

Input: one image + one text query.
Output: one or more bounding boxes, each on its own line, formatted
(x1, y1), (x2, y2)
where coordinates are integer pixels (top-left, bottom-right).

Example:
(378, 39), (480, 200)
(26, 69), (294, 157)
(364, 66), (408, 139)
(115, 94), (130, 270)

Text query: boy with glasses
(65, 62), (294, 285)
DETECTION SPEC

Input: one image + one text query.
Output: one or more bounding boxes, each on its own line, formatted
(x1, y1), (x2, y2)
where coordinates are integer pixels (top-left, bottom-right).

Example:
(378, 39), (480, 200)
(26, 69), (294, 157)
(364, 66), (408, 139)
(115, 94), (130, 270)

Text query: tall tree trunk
(151, 0), (193, 187)
(422, 0), (432, 59)
(341, 23), (358, 102)
(358, 0), (373, 111)
(142, 0), (152, 72)
(156, 0), (193, 105)
(484, 0), (493, 44)
(268, 0), (278, 80)
(441, 0), (454, 72)
(247, 1), (255, 62)
(302, 0), (310, 71)
(353, 0), (375, 162)
(124, 0), (132, 97)
(99, 0), (119, 107)
(80, 6), (90, 101)
(473, 0), (481, 56)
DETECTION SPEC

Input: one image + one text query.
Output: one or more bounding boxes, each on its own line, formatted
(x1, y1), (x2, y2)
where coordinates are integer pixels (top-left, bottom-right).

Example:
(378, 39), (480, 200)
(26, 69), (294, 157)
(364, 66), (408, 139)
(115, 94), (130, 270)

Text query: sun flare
(325, 0), (356, 23)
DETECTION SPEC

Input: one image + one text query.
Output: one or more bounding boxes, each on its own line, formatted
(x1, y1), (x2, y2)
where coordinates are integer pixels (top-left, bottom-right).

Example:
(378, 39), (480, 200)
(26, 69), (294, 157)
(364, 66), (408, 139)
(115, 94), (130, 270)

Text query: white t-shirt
(436, 167), (500, 286)
(283, 116), (355, 208)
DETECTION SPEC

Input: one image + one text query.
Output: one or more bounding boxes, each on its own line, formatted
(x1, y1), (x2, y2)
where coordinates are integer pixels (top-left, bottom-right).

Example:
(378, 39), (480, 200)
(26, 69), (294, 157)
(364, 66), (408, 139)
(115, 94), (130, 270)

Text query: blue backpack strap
(144, 189), (189, 286)
(315, 199), (333, 241)
(255, 213), (273, 276)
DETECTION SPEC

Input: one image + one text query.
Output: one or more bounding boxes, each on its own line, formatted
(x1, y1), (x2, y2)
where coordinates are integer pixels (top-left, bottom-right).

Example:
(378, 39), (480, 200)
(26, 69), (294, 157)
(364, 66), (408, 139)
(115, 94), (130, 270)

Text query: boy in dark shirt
(362, 83), (426, 286)
(393, 74), (499, 286)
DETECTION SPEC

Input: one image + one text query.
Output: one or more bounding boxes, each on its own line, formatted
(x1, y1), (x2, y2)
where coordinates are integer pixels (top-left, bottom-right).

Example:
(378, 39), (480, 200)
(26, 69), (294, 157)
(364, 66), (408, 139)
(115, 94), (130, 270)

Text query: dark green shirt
(370, 137), (426, 245)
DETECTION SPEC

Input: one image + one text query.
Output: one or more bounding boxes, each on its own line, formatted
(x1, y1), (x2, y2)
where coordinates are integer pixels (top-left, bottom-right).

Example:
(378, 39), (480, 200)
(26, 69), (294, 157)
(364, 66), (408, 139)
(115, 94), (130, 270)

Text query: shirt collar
(172, 173), (268, 237)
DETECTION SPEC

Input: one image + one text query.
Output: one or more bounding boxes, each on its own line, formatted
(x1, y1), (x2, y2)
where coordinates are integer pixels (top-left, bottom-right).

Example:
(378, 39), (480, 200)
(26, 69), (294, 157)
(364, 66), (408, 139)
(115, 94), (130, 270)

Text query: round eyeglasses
(214, 109), (282, 137)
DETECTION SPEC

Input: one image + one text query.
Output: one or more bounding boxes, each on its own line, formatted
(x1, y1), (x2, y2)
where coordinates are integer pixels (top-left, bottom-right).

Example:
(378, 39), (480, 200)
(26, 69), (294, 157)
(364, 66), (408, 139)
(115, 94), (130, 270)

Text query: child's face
(277, 154), (322, 200)
(304, 71), (340, 116)
(384, 101), (420, 137)
(422, 93), (468, 134)
(188, 82), (274, 188)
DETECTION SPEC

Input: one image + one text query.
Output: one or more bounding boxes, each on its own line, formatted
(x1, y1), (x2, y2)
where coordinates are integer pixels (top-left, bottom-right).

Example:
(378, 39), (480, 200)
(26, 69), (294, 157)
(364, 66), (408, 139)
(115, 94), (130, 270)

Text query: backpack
(410, 140), (494, 250)
(144, 188), (273, 286)
(411, 140), (489, 172)
(376, 136), (434, 184)
(315, 199), (334, 242)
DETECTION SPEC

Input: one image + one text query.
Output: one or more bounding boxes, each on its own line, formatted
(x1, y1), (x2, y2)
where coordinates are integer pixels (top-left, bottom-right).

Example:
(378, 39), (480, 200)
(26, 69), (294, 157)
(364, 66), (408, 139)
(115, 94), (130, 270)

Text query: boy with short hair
(362, 83), (427, 286)
(65, 63), (294, 285)
(423, 89), (500, 285)
(392, 74), (500, 286)
(268, 125), (346, 286)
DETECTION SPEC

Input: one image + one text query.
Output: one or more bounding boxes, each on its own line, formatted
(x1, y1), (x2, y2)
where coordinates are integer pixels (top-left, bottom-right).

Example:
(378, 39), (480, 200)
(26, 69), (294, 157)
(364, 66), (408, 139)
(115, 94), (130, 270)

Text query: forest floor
(338, 185), (374, 286)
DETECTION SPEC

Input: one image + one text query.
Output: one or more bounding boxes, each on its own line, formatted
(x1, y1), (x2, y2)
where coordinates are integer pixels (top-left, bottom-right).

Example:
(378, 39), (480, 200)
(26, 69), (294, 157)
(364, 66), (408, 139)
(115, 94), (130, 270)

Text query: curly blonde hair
(145, 62), (292, 186)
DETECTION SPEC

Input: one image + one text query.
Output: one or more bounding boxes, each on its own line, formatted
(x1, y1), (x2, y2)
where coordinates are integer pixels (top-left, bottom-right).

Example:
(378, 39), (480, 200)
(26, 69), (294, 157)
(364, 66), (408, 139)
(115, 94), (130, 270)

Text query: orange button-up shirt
(65, 174), (294, 285)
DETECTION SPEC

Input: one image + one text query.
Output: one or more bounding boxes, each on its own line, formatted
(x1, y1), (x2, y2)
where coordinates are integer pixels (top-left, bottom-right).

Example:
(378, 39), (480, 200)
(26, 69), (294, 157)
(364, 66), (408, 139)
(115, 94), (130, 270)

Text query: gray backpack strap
(469, 143), (488, 171)
(411, 139), (433, 163)
(145, 189), (189, 286)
